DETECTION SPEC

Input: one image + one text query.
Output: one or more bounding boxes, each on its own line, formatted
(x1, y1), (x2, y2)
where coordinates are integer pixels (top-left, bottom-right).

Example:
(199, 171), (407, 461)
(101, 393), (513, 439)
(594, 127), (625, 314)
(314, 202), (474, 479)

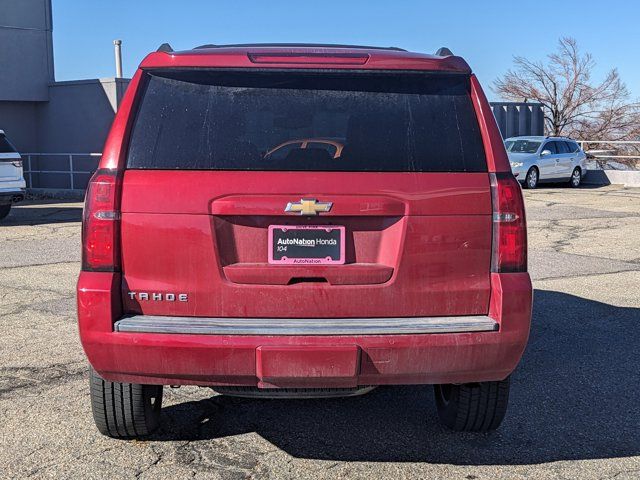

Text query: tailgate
(120, 170), (492, 318)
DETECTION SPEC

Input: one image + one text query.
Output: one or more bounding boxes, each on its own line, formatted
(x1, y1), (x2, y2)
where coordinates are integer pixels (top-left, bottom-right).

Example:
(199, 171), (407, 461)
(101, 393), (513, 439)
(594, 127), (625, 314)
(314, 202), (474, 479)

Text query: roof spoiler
(193, 43), (406, 51)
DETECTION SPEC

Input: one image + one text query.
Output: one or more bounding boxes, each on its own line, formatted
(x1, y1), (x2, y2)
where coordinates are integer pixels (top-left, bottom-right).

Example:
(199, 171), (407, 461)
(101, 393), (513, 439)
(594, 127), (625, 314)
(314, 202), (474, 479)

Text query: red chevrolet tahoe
(78, 43), (532, 438)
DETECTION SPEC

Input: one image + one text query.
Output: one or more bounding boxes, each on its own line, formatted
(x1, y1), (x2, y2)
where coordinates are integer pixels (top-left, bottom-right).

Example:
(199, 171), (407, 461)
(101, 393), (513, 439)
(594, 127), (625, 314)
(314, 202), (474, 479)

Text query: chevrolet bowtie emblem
(285, 198), (333, 216)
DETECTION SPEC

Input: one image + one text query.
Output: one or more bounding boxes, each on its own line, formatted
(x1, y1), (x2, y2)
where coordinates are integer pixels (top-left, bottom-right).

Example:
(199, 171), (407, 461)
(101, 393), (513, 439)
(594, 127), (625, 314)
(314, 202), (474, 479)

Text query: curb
(584, 170), (640, 188)
(26, 188), (85, 201)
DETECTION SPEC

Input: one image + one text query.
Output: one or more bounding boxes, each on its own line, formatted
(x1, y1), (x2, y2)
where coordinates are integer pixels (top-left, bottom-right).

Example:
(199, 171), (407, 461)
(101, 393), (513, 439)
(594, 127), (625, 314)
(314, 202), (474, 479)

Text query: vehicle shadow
(3, 200), (83, 226)
(157, 289), (640, 465)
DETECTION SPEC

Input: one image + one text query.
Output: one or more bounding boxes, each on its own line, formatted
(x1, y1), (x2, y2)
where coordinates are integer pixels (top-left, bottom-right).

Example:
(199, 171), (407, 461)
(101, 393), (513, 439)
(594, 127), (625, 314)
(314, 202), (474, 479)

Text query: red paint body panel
(121, 171), (491, 216)
(212, 194), (407, 217)
(470, 74), (511, 173)
(79, 45), (532, 388)
(223, 263), (394, 286)
(256, 345), (361, 388)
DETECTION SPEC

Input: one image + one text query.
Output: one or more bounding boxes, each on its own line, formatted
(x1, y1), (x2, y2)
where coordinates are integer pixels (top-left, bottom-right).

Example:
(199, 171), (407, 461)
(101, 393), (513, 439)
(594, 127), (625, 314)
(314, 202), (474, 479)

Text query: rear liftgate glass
(127, 69), (486, 172)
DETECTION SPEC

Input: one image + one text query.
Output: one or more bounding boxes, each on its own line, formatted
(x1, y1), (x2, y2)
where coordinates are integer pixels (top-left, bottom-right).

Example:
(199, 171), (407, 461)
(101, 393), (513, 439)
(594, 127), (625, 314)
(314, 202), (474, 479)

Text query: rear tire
(569, 167), (581, 188)
(524, 167), (538, 189)
(434, 377), (510, 432)
(89, 367), (163, 439)
(0, 204), (11, 220)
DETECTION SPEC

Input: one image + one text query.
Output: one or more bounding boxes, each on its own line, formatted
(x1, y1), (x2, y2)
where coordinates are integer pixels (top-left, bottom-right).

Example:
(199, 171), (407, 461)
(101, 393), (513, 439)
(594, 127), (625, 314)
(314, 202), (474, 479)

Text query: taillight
(82, 169), (121, 271)
(490, 172), (527, 273)
(0, 159), (22, 168)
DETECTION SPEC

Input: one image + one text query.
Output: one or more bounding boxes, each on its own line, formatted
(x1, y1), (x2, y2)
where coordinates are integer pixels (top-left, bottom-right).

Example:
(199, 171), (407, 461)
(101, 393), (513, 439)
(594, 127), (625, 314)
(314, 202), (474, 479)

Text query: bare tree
(494, 37), (640, 141)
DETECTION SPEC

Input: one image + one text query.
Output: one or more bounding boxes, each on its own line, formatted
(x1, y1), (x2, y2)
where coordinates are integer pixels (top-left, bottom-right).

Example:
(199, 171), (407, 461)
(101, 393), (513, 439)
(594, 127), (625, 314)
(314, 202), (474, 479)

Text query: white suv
(0, 130), (26, 220)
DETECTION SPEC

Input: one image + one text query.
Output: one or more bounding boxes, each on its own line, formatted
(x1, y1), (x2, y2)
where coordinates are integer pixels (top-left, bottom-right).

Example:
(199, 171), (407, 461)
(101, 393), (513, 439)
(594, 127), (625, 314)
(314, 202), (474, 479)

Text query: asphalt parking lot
(1, 185), (639, 479)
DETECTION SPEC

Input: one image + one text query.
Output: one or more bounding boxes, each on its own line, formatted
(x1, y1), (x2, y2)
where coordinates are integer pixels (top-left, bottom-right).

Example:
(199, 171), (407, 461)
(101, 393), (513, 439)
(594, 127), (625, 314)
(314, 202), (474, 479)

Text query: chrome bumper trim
(114, 315), (498, 336)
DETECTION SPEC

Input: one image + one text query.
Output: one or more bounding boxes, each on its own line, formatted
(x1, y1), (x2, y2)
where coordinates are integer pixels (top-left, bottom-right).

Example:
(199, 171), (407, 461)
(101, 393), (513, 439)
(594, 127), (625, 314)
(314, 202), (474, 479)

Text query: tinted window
(265, 142), (302, 161)
(564, 141), (578, 153)
(543, 142), (558, 154)
(0, 134), (17, 153)
(505, 140), (541, 153)
(127, 70), (487, 172)
(555, 141), (570, 154)
(307, 141), (338, 158)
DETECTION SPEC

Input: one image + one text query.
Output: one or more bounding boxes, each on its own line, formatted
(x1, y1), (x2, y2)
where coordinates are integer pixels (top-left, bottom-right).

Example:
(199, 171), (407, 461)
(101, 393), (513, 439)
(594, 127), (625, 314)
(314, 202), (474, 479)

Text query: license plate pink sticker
(268, 225), (345, 265)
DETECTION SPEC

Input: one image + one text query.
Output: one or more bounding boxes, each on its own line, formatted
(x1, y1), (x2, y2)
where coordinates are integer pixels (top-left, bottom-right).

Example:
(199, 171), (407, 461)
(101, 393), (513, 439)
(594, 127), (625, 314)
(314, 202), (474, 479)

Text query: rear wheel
(434, 377), (510, 432)
(569, 167), (581, 188)
(524, 167), (538, 189)
(89, 367), (163, 439)
(0, 204), (11, 220)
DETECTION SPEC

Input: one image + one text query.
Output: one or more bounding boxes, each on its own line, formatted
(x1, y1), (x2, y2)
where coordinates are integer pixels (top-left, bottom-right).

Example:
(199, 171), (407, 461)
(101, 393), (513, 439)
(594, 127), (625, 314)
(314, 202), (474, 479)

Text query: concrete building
(0, 0), (128, 190)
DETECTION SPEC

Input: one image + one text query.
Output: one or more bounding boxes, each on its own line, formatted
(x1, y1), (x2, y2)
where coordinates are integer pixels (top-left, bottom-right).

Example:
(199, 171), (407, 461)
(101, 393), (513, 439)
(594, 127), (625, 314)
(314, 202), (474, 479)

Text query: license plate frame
(268, 225), (345, 265)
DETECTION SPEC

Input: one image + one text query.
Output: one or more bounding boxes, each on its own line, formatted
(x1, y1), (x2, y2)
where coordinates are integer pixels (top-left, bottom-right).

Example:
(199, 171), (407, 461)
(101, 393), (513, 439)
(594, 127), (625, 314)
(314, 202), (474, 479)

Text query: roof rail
(435, 47), (454, 56)
(193, 43), (406, 52)
(157, 43), (173, 53)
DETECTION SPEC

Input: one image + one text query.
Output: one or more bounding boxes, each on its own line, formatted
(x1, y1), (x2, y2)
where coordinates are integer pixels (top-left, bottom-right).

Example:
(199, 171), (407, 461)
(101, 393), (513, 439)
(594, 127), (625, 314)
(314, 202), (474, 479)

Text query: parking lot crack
(0, 362), (86, 398)
(0, 260), (79, 271)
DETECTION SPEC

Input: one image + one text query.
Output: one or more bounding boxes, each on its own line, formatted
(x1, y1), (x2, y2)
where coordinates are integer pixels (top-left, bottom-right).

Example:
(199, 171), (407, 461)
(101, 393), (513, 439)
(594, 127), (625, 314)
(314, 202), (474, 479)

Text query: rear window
(0, 134), (17, 153)
(127, 70), (487, 172)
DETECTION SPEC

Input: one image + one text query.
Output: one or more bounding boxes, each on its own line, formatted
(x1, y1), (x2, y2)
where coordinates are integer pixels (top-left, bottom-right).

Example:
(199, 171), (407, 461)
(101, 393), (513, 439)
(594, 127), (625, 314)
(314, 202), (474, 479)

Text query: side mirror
(540, 149), (552, 157)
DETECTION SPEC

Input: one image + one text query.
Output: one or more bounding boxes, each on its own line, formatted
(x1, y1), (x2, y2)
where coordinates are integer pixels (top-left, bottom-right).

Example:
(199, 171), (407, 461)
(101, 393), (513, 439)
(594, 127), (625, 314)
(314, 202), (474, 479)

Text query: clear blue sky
(52, 0), (640, 100)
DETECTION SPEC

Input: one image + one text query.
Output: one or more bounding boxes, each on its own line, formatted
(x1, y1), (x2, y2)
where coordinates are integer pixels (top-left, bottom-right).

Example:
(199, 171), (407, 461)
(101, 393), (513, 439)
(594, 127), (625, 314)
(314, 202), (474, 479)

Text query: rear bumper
(0, 187), (25, 204)
(78, 272), (532, 387)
